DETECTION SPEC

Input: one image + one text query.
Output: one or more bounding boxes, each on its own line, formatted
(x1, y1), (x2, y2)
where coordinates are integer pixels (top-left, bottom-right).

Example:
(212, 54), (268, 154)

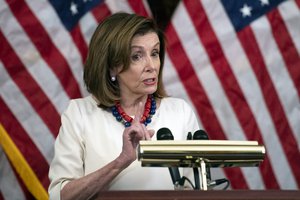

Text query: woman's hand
(119, 102), (155, 165)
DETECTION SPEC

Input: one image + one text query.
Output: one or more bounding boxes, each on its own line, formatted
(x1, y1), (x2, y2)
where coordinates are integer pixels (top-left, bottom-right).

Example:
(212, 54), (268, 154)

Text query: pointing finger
(133, 101), (144, 123)
(145, 129), (155, 140)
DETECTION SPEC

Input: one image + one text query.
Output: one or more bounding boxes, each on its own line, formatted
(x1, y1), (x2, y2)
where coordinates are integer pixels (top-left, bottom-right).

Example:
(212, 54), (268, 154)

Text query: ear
(110, 68), (118, 78)
(110, 65), (123, 77)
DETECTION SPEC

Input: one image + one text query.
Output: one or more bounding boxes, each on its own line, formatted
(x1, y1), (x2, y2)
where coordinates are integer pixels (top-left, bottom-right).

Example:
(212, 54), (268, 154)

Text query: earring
(111, 76), (116, 82)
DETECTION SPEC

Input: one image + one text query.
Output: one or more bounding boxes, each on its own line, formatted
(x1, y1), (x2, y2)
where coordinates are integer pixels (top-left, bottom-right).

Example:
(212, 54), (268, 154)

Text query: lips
(143, 78), (156, 85)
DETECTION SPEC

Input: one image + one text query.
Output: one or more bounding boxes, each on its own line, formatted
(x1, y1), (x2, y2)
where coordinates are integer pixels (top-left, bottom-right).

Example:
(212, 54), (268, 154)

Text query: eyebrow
(131, 42), (160, 49)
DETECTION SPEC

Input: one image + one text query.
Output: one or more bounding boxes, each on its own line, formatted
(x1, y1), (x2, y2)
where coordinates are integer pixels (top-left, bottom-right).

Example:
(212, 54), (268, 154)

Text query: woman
(48, 12), (199, 200)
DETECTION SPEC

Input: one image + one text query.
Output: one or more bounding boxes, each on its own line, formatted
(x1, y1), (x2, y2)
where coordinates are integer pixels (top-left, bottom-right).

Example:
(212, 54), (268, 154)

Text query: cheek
(125, 69), (142, 82)
(157, 61), (161, 71)
(154, 59), (161, 69)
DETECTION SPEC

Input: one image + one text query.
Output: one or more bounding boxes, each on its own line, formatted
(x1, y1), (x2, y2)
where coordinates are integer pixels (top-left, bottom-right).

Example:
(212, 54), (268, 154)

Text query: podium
(138, 140), (265, 190)
(96, 190), (300, 200)
(94, 140), (300, 200)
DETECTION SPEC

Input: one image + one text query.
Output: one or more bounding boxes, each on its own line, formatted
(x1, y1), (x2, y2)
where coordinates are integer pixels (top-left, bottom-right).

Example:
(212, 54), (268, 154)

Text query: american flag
(0, 0), (299, 199)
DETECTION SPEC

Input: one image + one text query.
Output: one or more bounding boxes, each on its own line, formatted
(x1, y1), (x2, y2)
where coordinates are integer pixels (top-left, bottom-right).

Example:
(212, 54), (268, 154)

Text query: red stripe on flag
(7, 0), (82, 99)
(91, 3), (111, 23)
(238, 27), (284, 189)
(295, 0), (300, 9)
(128, 0), (149, 16)
(267, 9), (300, 98)
(0, 31), (61, 136)
(0, 99), (50, 189)
(165, 24), (249, 189)
(70, 26), (88, 65)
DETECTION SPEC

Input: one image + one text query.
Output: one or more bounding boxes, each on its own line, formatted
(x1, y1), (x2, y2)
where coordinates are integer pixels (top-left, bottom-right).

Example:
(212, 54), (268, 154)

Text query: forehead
(131, 32), (160, 47)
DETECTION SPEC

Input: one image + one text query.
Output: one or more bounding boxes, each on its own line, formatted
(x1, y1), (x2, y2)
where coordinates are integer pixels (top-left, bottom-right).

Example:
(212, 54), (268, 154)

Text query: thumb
(148, 129), (155, 139)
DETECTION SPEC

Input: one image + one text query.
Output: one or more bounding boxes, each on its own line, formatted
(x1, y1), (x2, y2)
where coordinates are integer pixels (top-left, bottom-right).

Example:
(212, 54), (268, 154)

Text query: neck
(119, 94), (148, 115)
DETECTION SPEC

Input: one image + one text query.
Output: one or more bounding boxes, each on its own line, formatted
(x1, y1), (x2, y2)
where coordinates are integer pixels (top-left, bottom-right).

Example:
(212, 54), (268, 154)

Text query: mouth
(143, 78), (156, 85)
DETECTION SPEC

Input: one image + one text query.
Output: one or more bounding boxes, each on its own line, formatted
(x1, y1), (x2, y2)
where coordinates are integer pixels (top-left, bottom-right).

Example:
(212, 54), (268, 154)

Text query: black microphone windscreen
(193, 129), (209, 140)
(157, 127), (174, 140)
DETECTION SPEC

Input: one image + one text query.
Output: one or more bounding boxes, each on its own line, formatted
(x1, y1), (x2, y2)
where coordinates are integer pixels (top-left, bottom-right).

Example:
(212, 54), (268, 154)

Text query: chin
(144, 87), (157, 95)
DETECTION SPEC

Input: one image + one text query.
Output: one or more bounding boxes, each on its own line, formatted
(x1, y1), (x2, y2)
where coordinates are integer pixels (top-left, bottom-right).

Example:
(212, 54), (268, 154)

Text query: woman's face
(117, 32), (161, 98)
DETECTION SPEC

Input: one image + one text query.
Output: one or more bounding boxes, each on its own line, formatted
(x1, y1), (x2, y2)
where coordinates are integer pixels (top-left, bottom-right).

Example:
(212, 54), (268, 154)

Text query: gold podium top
(138, 140), (265, 168)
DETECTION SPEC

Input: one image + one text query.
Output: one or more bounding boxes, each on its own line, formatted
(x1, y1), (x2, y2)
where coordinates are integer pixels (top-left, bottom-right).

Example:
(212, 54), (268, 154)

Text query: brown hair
(84, 12), (167, 108)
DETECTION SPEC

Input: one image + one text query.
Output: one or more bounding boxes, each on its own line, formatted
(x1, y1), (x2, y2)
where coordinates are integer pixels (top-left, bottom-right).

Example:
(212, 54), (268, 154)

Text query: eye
(131, 53), (142, 61)
(152, 49), (160, 57)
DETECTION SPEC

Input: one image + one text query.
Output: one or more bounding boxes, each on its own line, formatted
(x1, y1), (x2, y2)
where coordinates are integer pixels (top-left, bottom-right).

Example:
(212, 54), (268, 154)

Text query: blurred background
(1, 0), (299, 199)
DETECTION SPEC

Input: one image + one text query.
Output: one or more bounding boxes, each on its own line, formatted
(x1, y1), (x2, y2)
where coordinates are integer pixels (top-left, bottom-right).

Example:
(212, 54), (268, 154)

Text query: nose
(145, 55), (156, 72)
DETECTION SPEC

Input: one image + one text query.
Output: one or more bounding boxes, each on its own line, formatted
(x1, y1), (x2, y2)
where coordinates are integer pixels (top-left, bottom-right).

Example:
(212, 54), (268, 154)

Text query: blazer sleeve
(48, 100), (85, 200)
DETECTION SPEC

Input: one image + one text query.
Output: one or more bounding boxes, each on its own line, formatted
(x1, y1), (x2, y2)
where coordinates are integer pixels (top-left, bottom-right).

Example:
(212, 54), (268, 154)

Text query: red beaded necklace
(115, 95), (152, 124)
(111, 95), (156, 127)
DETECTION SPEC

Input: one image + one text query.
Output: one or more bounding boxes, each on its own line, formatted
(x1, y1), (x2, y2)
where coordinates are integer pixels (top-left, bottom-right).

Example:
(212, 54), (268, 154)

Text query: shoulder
(62, 95), (107, 121)
(161, 97), (192, 111)
(60, 96), (107, 138)
(66, 95), (99, 113)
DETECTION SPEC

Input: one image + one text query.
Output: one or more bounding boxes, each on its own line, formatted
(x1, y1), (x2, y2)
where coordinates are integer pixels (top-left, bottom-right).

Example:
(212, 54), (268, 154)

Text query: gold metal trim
(138, 140), (265, 168)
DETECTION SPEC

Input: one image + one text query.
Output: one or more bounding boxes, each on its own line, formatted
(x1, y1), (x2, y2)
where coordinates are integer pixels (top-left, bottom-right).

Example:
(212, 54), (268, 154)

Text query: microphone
(193, 130), (209, 140)
(157, 127), (174, 140)
(193, 130), (211, 181)
(193, 130), (230, 190)
(186, 131), (200, 189)
(157, 128), (181, 186)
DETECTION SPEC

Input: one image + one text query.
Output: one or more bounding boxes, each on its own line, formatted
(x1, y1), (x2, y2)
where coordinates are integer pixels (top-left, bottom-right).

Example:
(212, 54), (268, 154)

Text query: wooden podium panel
(96, 190), (300, 200)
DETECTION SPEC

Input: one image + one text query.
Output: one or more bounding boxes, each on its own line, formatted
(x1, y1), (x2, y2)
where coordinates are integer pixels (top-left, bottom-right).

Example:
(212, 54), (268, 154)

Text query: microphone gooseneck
(192, 130), (212, 181)
(157, 128), (181, 187)
(192, 130), (230, 190)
